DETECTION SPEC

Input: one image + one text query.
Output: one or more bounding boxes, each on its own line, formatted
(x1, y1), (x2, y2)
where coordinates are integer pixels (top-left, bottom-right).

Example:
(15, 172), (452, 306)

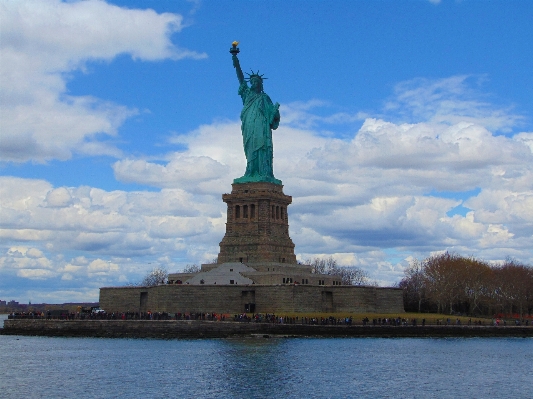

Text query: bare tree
(494, 259), (533, 321)
(398, 251), (532, 317)
(183, 264), (200, 273)
(306, 256), (369, 285)
(400, 259), (426, 312)
(140, 267), (168, 286)
(307, 256), (339, 274)
(461, 257), (492, 316)
(423, 252), (464, 314)
(337, 267), (370, 286)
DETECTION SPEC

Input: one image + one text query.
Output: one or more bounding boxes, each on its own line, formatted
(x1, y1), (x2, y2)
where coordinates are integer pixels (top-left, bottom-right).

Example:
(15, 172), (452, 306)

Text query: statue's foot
(233, 175), (282, 185)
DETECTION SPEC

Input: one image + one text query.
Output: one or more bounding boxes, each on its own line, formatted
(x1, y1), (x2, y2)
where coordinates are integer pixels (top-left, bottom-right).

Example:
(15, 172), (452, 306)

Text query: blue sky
(1, 0), (532, 303)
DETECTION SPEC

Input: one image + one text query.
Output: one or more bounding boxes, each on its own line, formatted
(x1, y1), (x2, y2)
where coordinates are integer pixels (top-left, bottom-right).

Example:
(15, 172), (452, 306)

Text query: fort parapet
(99, 284), (404, 314)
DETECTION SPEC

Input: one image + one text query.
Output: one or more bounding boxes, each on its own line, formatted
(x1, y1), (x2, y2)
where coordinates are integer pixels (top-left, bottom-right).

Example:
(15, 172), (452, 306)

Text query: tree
(140, 267), (168, 286)
(423, 252), (464, 314)
(400, 259), (426, 312)
(338, 267), (370, 286)
(183, 264), (200, 273)
(398, 251), (532, 317)
(306, 256), (369, 286)
(494, 259), (533, 320)
(307, 257), (333, 274)
(460, 257), (492, 316)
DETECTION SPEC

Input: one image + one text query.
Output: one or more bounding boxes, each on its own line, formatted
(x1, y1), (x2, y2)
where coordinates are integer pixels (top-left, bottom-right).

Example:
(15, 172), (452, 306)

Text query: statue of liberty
(230, 42), (281, 185)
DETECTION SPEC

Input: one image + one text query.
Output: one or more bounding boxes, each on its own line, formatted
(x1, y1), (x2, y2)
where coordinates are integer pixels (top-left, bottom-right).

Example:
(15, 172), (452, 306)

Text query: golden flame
(232, 41), (239, 47)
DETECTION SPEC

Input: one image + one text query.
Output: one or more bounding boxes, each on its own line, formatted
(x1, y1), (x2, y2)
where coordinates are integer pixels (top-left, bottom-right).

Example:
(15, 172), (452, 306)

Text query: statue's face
(250, 77), (262, 93)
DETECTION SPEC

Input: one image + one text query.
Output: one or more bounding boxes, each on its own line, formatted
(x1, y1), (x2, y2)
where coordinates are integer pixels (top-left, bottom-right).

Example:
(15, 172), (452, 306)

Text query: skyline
(1, 0), (532, 303)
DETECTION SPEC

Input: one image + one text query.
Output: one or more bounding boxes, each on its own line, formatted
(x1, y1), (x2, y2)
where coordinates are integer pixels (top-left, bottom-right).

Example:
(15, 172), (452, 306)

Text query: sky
(1, 0), (532, 304)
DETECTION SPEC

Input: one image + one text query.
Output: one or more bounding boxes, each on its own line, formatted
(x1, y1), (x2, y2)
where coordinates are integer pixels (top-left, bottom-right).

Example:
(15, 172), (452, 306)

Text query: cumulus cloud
(113, 156), (231, 192)
(0, 0), (205, 163)
(0, 176), (225, 292)
(87, 259), (119, 275)
(46, 187), (73, 208)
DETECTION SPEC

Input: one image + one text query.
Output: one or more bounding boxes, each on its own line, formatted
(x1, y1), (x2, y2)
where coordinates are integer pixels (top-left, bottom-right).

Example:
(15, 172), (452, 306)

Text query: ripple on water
(0, 335), (531, 399)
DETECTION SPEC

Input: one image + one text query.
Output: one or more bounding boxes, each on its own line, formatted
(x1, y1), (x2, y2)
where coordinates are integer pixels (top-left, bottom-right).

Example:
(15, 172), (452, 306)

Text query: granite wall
(99, 284), (404, 314)
(3, 319), (531, 339)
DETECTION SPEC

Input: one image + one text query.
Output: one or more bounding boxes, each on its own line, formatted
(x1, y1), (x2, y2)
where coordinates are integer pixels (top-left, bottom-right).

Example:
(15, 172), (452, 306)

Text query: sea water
(0, 316), (531, 399)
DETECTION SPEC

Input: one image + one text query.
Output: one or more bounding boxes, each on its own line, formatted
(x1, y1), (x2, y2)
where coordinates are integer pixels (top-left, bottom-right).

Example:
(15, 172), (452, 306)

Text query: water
(0, 328), (531, 399)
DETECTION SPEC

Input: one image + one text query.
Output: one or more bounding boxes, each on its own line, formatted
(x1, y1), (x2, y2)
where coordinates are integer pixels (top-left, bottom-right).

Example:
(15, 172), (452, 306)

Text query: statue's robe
(236, 81), (280, 184)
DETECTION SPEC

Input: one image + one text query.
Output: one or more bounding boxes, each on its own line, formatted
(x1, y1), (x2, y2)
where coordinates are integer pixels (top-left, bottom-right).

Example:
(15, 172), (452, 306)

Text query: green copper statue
(230, 42), (282, 185)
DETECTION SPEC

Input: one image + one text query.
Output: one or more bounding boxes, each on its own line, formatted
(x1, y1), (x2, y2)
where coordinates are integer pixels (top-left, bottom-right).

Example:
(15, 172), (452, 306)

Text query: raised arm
(232, 54), (245, 85)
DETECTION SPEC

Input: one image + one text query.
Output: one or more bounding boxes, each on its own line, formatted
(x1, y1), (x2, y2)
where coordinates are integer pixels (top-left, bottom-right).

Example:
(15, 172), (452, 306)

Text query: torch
(230, 41), (240, 55)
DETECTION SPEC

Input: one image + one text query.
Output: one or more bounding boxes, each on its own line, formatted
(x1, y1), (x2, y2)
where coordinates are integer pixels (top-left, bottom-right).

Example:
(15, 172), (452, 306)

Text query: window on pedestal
(251, 204), (255, 218)
(235, 205), (240, 219)
(243, 205), (248, 218)
(276, 206), (280, 219)
(281, 207), (285, 220)
(271, 205), (275, 219)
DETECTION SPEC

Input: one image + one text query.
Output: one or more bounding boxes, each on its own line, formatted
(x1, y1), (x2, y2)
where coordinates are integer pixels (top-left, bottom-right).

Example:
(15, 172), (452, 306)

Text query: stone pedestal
(218, 182), (297, 263)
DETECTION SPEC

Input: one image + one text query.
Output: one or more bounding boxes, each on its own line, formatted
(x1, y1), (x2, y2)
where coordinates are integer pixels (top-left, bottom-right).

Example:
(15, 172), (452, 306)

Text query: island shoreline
(2, 319), (531, 339)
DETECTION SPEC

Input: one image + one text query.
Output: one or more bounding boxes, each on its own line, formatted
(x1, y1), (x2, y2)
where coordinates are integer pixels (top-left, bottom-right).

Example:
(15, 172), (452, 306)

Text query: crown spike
(244, 69), (268, 82)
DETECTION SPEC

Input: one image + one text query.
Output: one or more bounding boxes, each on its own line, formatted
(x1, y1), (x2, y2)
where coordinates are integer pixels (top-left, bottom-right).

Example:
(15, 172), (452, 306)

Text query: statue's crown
(245, 70), (267, 82)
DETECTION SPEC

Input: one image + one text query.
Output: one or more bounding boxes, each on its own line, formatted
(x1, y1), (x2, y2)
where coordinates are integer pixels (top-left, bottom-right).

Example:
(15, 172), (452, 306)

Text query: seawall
(2, 319), (532, 338)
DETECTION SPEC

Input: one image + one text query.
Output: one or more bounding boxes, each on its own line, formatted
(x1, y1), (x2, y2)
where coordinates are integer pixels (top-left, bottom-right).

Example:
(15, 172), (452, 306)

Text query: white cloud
(113, 156), (230, 192)
(281, 100), (365, 130)
(0, 0), (205, 163)
(384, 75), (523, 132)
(24, 289), (100, 304)
(46, 187), (73, 208)
(0, 176), (224, 275)
(514, 132), (533, 153)
(87, 259), (119, 275)
(17, 269), (56, 280)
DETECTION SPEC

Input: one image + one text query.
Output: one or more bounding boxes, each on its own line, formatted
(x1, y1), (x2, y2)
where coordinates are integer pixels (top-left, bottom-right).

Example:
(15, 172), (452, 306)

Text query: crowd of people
(7, 311), (530, 326)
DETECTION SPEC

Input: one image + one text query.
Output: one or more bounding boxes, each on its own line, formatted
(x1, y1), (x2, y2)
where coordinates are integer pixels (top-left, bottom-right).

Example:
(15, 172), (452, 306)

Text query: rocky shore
(2, 319), (532, 339)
